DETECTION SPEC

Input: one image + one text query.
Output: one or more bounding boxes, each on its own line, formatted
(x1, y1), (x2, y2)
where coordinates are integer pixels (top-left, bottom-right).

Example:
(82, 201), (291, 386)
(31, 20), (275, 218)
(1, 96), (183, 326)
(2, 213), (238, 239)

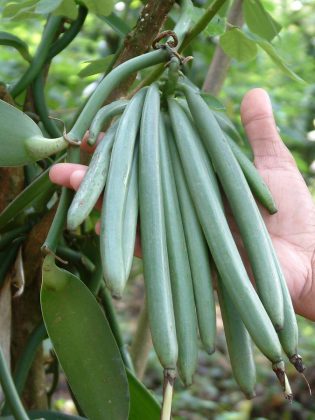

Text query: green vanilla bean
(0, 345), (29, 420)
(67, 49), (169, 142)
(10, 15), (62, 98)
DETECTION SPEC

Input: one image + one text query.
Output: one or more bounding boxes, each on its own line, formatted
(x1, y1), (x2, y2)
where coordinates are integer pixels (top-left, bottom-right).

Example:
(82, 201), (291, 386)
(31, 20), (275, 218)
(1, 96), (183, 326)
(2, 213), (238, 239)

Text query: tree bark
(11, 208), (56, 409)
(0, 86), (24, 398)
(107, 0), (176, 102)
(202, 0), (243, 95)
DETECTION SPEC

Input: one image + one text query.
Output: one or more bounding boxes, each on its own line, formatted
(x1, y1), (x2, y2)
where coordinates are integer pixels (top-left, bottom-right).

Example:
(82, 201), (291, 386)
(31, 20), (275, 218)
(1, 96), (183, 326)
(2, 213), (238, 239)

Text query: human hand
(49, 89), (315, 321)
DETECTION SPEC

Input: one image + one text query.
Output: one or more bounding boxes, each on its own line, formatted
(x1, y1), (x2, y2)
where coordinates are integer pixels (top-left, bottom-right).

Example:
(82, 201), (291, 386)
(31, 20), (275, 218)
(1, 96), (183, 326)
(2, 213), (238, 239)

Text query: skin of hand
(49, 88), (315, 321)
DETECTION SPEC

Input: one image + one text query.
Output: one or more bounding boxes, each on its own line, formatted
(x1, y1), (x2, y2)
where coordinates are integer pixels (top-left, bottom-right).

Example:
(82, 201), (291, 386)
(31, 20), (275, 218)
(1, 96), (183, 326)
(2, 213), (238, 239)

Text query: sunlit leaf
(81, 0), (114, 16)
(243, 0), (281, 42)
(53, 0), (78, 20)
(35, 0), (63, 14)
(220, 28), (257, 62)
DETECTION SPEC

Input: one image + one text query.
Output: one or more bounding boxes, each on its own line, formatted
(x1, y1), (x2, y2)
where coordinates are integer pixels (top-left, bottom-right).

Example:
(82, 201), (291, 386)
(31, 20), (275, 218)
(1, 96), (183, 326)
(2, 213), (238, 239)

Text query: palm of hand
(241, 89), (315, 320)
(259, 161), (315, 320)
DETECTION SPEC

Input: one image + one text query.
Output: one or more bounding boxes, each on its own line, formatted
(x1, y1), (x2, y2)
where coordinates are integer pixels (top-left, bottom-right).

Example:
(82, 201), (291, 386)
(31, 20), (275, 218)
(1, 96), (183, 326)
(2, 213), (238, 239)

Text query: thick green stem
(179, 0), (228, 52)
(32, 71), (62, 138)
(47, 6), (88, 60)
(2, 323), (47, 416)
(10, 15), (63, 98)
(0, 345), (29, 419)
(25, 135), (68, 161)
(68, 49), (169, 142)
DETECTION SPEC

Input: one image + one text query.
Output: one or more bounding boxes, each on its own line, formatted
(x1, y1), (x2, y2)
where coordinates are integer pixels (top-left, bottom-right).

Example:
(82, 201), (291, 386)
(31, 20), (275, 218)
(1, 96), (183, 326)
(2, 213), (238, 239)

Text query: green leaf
(243, 0), (281, 42)
(78, 55), (114, 78)
(127, 369), (160, 420)
(81, 0), (114, 16)
(35, 0), (63, 14)
(53, 0), (78, 20)
(246, 32), (305, 83)
(41, 255), (130, 420)
(99, 13), (131, 37)
(0, 100), (43, 166)
(189, 7), (226, 37)
(220, 28), (258, 62)
(2, 0), (38, 19)
(0, 31), (32, 62)
(200, 93), (225, 111)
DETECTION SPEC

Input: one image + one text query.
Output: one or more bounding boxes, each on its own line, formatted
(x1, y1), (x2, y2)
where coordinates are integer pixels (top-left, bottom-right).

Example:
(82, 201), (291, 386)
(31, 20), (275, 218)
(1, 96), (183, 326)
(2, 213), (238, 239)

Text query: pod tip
(289, 354), (305, 373)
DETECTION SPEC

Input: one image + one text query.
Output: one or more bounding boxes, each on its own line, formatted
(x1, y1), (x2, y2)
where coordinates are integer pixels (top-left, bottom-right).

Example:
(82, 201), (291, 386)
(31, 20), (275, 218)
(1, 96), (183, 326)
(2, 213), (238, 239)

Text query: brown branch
(106, 0), (175, 102)
(202, 0), (243, 95)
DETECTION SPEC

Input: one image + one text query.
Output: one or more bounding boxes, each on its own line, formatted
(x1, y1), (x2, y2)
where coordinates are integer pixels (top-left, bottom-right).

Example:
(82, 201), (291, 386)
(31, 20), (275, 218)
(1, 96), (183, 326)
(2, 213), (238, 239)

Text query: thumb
(240, 88), (296, 170)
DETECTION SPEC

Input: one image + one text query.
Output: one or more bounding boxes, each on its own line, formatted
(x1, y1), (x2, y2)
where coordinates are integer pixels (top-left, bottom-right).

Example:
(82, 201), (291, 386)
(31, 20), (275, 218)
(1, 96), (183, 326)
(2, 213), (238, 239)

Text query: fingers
(49, 163), (87, 189)
(240, 88), (296, 170)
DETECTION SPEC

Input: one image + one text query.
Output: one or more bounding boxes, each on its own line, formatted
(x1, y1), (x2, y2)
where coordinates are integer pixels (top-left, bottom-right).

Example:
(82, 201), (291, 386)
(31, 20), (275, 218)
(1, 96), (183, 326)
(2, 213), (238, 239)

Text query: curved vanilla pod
(159, 116), (198, 386)
(88, 99), (129, 146)
(67, 121), (119, 231)
(181, 84), (284, 331)
(165, 115), (216, 354)
(217, 276), (256, 399)
(101, 88), (146, 297)
(139, 84), (178, 369)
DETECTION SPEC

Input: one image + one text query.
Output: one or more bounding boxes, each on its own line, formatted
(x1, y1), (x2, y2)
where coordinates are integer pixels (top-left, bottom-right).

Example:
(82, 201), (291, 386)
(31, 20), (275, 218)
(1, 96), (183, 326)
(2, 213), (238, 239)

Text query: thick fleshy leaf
(0, 100), (43, 166)
(246, 32), (305, 83)
(0, 32), (32, 62)
(220, 28), (257, 62)
(127, 369), (160, 420)
(243, 0), (281, 42)
(41, 256), (129, 420)
(78, 55), (114, 78)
